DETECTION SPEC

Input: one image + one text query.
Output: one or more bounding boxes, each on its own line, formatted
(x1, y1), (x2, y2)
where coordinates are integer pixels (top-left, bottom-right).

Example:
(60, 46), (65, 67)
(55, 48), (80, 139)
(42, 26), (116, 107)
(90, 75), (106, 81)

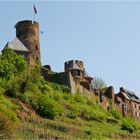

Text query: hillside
(1, 79), (140, 139)
(0, 49), (140, 139)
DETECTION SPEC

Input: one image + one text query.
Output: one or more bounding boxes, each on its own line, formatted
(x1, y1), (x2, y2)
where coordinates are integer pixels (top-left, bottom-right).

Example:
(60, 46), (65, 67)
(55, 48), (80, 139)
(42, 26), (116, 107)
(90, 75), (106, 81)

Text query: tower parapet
(64, 60), (85, 82)
(65, 60), (84, 71)
(15, 20), (40, 68)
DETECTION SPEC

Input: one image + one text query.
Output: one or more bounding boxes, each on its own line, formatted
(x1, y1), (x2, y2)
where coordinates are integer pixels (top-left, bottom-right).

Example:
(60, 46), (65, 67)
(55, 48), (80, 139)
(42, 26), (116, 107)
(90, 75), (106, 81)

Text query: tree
(92, 77), (107, 89)
(0, 48), (27, 80)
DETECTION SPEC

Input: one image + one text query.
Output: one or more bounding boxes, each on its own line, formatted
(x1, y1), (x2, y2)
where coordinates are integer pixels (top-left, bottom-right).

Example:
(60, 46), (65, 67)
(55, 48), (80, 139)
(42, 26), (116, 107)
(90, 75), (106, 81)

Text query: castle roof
(67, 60), (81, 70)
(120, 87), (140, 103)
(4, 37), (29, 52)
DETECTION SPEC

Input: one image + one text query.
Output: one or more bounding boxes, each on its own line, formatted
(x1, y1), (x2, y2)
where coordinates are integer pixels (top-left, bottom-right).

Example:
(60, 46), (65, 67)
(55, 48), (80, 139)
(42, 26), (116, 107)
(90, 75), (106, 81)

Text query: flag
(34, 4), (37, 14)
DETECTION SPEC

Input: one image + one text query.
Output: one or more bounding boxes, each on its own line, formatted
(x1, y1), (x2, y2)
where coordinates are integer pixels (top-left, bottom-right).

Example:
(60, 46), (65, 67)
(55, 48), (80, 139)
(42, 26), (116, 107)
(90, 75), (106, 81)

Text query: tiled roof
(120, 87), (140, 103)
(122, 92), (130, 100)
(4, 37), (29, 52)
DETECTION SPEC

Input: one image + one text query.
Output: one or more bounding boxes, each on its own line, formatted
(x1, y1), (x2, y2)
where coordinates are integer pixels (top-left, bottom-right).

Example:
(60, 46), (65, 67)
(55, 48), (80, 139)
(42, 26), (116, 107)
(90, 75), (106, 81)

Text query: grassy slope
(15, 93), (140, 140)
(0, 74), (140, 139)
(1, 48), (140, 139)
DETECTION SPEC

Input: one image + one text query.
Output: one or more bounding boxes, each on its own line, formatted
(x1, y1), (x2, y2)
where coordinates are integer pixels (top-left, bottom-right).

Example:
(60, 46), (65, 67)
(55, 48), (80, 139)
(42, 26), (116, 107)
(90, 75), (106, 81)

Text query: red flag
(34, 4), (37, 14)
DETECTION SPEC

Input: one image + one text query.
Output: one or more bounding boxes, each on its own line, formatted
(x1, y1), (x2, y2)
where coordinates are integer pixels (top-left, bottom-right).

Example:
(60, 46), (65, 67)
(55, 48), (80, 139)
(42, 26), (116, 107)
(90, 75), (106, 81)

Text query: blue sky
(0, 0), (140, 95)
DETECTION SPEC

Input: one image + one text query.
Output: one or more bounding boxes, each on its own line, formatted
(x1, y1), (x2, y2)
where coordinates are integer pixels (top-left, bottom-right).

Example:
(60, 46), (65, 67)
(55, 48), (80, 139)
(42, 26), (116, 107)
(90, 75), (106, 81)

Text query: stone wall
(130, 101), (140, 121)
(80, 81), (91, 91)
(43, 72), (70, 87)
(15, 20), (40, 68)
(97, 87), (115, 110)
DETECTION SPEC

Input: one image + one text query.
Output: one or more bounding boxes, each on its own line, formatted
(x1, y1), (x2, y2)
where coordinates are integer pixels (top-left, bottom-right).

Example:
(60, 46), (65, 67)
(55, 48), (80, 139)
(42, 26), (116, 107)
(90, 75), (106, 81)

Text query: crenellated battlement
(64, 60), (84, 71)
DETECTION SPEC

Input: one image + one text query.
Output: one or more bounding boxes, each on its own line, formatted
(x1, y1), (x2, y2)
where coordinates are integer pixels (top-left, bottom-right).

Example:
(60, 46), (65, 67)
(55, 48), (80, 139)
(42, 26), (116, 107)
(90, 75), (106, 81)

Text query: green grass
(0, 69), (140, 139)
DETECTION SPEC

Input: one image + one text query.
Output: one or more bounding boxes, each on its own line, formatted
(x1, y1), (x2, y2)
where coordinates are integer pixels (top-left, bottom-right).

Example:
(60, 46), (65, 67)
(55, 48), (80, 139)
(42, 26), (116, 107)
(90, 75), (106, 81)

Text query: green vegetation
(0, 49), (140, 139)
(0, 48), (27, 80)
(121, 117), (137, 133)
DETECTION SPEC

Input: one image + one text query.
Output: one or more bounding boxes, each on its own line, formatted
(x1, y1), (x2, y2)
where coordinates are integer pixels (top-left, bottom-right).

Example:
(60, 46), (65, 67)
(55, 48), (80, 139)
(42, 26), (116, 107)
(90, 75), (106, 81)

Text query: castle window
(124, 106), (127, 112)
(139, 106), (140, 110)
(71, 71), (74, 75)
(77, 70), (80, 76)
(135, 104), (137, 109)
(36, 45), (38, 50)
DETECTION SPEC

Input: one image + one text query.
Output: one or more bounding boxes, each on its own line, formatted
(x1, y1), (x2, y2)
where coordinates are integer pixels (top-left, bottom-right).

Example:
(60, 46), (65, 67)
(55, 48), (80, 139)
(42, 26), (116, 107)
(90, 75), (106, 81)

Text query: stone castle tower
(15, 20), (40, 68)
(65, 60), (84, 82)
(64, 60), (93, 92)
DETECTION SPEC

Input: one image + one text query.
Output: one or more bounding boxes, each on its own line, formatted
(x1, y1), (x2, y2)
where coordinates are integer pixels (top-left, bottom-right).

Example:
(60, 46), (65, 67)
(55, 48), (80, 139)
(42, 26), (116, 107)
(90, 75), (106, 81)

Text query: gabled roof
(120, 87), (140, 103)
(121, 92), (130, 100)
(4, 37), (29, 52)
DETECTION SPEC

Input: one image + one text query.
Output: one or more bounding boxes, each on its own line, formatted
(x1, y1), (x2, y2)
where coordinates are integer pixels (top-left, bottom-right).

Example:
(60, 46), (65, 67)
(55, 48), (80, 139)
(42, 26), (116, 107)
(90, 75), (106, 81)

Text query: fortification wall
(68, 72), (94, 96)
(44, 72), (70, 87)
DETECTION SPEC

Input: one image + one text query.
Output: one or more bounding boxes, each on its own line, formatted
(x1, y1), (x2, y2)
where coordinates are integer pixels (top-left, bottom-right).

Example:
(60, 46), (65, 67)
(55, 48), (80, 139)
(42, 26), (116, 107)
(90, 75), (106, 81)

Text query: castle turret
(65, 60), (84, 80)
(15, 20), (40, 68)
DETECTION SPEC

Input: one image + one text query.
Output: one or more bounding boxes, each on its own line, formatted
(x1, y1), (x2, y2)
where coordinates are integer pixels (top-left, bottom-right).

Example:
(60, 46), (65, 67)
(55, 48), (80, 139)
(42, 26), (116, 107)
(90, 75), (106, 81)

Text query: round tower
(15, 20), (40, 68)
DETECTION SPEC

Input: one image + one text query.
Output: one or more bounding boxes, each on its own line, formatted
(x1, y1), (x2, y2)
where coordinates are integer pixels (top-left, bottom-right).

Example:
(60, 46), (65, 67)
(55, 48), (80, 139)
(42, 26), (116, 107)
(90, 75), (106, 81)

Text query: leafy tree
(92, 77), (107, 89)
(0, 48), (27, 80)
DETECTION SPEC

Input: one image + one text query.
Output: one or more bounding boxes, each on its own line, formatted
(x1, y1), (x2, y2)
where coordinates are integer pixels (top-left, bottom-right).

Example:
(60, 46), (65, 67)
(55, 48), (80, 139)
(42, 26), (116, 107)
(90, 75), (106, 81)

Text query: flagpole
(33, 3), (37, 22)
(33, 3), (35, 22)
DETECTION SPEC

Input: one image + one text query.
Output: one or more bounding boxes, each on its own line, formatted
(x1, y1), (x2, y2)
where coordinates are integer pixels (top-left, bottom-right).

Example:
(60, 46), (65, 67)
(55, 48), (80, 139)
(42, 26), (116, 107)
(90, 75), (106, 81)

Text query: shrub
(20, 91), (40, 109)
(90, 111), (106, 122)
(74, 93), (86, 104)
(50, 91), (62, 101)
(37, 95), (63, 119)
(121, 117), (137, 133)
(0, 95), (18, 123)
(61, 85), (70, 93)
(67, 111), (77, 119)
(41, 84), (53, 92)
(22, 80), (40, 93)
(5, 87), (17, 97)
(63, 93), (72, 100)
(0, 87), (4, 95)
(0, 78), (8, 90)
(85, 130), (93, 135)
(51, 83), (62, 91)
(108, 109), (122, 120)
(107, 116), (118, 123)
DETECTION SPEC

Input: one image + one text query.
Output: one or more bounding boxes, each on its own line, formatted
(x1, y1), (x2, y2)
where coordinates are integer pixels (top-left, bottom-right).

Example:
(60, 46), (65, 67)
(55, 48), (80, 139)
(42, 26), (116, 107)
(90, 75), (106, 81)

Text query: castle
(2, 20), (140, 122)
(4, 20), (40, 68)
